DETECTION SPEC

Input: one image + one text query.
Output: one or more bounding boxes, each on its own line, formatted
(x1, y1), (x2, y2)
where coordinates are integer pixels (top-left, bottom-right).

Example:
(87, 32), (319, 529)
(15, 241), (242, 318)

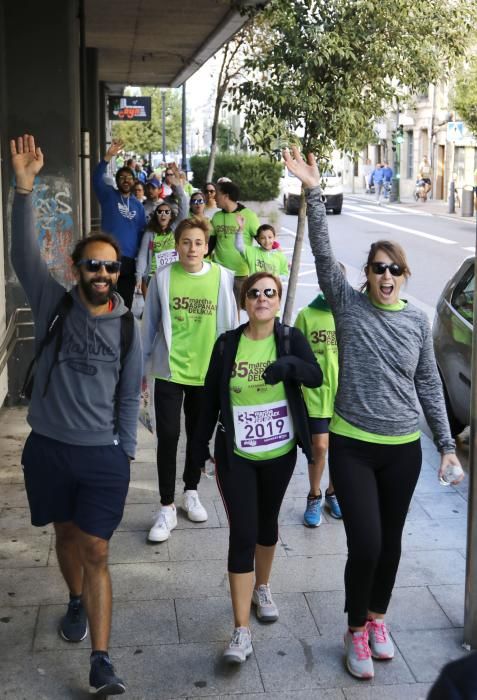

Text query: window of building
(406, 131), (414, 179)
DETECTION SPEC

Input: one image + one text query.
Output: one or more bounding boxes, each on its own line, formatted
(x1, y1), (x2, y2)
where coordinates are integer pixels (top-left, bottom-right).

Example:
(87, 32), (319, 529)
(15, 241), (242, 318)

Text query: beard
(78, 273), (116, 306)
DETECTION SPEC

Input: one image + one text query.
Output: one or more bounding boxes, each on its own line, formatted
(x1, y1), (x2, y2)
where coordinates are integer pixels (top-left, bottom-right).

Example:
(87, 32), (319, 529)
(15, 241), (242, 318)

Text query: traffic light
(396, 125), (404, 144)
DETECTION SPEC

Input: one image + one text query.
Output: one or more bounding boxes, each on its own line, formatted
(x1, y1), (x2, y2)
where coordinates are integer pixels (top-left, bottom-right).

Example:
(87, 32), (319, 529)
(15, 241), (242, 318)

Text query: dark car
(432, 256), (474, 436)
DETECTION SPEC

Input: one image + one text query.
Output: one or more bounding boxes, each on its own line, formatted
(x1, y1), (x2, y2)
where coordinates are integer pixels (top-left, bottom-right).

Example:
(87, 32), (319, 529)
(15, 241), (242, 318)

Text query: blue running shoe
(325, 491), (342, 519)
(89, 654), (125, 695)
(304, 494), (322, 527)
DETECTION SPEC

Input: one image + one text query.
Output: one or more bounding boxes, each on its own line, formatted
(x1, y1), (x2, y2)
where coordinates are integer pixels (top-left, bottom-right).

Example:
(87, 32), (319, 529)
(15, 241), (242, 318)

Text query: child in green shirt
(235, 221), (289, 281)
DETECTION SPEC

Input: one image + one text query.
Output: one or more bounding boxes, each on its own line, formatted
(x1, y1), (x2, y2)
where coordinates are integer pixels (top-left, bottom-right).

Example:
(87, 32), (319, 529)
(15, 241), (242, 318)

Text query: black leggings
(215, 432), (297, 574)
(329, 433), (422, 628)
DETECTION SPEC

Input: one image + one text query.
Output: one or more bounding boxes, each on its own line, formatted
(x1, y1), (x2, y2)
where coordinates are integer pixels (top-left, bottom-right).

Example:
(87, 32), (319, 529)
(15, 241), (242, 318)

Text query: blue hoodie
(93, 160), (146, 258)
(11, 194), (143, 457)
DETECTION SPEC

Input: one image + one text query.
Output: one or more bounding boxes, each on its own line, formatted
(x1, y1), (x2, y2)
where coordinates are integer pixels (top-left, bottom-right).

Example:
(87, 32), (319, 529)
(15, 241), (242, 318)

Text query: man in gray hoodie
(10, 134), (142, 697)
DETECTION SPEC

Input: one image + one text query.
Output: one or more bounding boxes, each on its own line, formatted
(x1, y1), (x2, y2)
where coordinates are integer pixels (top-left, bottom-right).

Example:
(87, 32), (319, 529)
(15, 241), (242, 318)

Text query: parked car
(432, 256), (474, 437)
(281, 168), (344, 215)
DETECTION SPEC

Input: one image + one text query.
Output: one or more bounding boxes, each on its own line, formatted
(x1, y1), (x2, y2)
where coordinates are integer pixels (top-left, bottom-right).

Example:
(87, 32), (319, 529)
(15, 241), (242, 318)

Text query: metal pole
(161, 90), (166, 163)
(448, 180), (456, 214)
(79, 0), (90, 238)
(181, 83), (187, 172)
(463, 215), (477, 650)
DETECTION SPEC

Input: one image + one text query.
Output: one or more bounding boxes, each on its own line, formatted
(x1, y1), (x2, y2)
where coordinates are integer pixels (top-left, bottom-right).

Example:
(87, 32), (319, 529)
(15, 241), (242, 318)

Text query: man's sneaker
(252, 584), (279, 622)
(147, 505), (177, 543)
(89, 654), (125, 695)
(325, 491), (342, 519)
(222, 627), (253, 664)
(344, 629), (374, 679)
(304, 494), (322, 527)
(366, 618), (395, 659)
(59, 598), (87, 642)
(181, 490), (208, 522)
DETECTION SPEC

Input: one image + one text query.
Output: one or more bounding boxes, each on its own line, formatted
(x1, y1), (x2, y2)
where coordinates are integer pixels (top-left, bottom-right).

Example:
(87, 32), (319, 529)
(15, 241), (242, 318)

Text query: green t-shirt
(158, 262), (221, 386)
(243, 246), (289, 277)
(230, 333), (295, 460)
(211, 207), (260, 276)
(294, 295), (338, 418)
(150, 232), (177, 275)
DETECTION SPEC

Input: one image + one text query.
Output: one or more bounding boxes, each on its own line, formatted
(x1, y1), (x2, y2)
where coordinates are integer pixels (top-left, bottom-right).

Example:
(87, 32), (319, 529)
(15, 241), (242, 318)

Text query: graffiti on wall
(8, 175), (76, 288)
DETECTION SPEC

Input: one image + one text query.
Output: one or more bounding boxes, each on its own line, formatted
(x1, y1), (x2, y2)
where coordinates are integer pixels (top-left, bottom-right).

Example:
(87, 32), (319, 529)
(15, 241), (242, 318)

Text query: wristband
(15, 186), (33, 194)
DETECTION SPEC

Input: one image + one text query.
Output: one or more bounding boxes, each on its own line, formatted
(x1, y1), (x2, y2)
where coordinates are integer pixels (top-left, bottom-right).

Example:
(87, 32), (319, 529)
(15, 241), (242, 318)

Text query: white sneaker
(223, 627), (252, 664)
(366, 618), (395, 659)
(344, 628), (374, 679)
(252, 584), (279, 622)
(147, 505), (177, 543)
(181, 490), (208, 522)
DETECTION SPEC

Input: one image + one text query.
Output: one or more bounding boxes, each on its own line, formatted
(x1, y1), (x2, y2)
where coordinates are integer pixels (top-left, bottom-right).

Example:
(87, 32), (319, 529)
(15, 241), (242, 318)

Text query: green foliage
(111, 87), (182, 155)
(454, 54), (477, 135)
(216, 122), (239, 152)
(235, 0), (477, 157)
(190, 154), (282, 201)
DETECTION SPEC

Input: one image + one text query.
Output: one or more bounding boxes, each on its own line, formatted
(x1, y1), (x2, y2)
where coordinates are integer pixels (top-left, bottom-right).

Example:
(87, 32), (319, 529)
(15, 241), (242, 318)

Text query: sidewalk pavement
(0, 405), (471, 699)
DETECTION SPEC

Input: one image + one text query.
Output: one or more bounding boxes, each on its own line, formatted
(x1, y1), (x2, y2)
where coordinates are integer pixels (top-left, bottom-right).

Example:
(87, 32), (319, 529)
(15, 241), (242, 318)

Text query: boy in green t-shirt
(142, 216), (236, 543)
(294, 269), (345, 527)
(235, 221), (290, 281)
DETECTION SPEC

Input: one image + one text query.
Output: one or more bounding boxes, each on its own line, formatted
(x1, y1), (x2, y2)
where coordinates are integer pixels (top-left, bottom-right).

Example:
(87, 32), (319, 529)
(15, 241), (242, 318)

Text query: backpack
(21, 292), (134, 400)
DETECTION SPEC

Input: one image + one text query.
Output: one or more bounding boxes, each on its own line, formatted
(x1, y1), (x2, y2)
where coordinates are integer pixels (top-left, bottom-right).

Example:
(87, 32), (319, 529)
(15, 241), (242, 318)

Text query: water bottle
(439, 464), (464, 486)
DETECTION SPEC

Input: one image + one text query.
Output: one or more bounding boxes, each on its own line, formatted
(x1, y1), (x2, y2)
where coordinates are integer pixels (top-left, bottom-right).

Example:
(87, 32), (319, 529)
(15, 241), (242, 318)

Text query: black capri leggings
(215, 432), (297, 574)
(329, 433), (422, 628)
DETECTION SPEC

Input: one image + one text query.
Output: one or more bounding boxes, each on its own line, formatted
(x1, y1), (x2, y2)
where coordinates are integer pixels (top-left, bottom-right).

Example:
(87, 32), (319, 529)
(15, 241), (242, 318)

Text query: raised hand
(10, 134), (44, 190)
(283, 145), (320, 189)
(167, 163), (181, 188)
(105, 139), (125, 161)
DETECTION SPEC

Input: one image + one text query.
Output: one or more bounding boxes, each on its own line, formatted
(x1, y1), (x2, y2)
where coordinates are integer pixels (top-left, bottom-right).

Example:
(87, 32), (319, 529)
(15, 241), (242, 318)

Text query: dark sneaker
(89, 655), (125, 695)
(59, 598), (87, 642)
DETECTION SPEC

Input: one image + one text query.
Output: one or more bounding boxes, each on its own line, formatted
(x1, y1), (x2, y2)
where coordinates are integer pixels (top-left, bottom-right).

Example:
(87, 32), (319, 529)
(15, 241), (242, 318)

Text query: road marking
(343, 213), (457, 244)
(298, 268), (317, 278)
(280, 226), (297, 237)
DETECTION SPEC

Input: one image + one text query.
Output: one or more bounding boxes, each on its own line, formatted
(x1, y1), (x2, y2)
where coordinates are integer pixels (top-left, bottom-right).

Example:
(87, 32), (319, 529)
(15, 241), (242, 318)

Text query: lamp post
(161, 89), (166, 162)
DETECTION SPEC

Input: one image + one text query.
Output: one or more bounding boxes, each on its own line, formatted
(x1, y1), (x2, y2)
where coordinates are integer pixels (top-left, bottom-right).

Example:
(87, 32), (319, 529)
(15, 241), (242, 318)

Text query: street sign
(108, 96), (151, 121)
(447, 121), (464, 142)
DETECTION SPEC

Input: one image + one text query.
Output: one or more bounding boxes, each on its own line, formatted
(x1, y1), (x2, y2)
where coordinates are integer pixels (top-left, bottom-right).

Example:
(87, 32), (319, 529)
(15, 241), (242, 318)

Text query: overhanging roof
(85, 0), (266, 89)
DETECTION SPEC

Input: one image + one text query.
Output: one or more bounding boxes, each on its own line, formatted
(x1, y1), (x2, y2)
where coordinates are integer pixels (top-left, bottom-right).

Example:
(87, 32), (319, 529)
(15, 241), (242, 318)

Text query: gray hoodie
(11, 193), (143, 457)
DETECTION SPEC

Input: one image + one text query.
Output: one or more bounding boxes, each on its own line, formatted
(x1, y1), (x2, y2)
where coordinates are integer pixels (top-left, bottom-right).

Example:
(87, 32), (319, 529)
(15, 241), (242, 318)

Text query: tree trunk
(206, 86), (225, 183)
(283, 188), (307, 324)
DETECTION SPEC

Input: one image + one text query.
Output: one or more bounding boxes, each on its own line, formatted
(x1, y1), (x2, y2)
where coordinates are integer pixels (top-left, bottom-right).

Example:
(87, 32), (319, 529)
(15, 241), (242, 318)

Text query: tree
(454, 53), (477, 135)
(234, 0), (477, 322)
(111, 87), (182, 157)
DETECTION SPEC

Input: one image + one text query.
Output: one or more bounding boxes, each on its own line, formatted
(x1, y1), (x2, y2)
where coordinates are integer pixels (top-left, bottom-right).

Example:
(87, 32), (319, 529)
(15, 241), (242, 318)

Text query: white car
(281, 169), (344, 215)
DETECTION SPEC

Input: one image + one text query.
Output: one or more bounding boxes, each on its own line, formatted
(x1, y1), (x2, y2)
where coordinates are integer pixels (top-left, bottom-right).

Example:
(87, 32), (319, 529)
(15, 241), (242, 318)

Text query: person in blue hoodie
(382, 162), (393, 200)
(10, 134), (143, 697)
(93, 138), (146, 309)
(371, 163), (386, 205)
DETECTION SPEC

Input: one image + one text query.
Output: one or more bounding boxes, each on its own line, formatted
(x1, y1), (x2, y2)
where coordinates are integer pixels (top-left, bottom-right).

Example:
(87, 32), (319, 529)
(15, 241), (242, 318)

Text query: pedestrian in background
(284, 145), (463, 681)
(362, 158), (373, 193)
(371, 162), (385, 205)
(192, 272), (322, 664)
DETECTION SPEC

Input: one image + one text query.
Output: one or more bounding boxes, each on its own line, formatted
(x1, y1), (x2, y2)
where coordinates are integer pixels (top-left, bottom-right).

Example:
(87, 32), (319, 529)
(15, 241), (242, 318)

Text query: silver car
(432, 257), (474, 437)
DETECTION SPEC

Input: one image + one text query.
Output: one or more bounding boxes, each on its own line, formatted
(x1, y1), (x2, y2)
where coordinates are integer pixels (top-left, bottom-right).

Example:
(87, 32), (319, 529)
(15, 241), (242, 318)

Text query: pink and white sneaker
(366, 618), (395, 659)
(344, 629), (374, 679)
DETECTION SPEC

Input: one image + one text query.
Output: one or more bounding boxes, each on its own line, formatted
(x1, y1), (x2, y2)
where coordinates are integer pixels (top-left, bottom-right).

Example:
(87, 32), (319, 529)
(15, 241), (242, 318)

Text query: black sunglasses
(77, 259), (121, 273)
(370, 262), (404, 276)
(246, 288), (278, 300)
(191, 199), (204, 205)
(165, 172), (174, 177)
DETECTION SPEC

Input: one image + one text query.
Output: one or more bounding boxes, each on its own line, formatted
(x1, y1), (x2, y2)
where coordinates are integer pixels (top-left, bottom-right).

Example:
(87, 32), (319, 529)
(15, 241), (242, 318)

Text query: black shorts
(308, 417), (331, 435)
(21, 432), (130, 540)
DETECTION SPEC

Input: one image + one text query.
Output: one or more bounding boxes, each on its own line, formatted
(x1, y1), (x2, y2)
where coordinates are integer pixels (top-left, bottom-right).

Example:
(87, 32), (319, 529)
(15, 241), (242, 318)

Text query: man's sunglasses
(246, 288), (278, 299)
(77, 259), (121, 273)
(191, 199), (204, 205)
(369, 262), (404, 276)
(157, 209), (171, 216)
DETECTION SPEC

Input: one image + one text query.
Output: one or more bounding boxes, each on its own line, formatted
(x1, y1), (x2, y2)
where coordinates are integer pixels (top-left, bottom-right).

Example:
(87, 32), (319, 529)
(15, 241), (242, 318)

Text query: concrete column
(0, 0), (81, 403)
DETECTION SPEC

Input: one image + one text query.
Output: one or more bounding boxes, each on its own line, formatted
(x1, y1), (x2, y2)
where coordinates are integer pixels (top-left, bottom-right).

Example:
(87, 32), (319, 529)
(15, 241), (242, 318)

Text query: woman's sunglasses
(369, 262), (404, 276)
(245, 288), (278, 299)
(157, 209), (171, 216)
(77, 259), (121, 273)
(191, 199), (204, 205)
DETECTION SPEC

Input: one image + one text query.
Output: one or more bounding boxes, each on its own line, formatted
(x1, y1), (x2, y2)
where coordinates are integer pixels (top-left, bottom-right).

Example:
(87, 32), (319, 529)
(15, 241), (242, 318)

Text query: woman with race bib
(193, 271), (322, 664)
(136, 196), (187, 297)
(283, 146), (463, 681)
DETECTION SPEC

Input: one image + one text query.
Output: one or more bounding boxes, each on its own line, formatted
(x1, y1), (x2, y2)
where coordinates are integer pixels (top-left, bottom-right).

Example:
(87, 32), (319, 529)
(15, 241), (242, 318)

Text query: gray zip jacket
(306, 186), (455, 453)
(11, 193), (143, 457)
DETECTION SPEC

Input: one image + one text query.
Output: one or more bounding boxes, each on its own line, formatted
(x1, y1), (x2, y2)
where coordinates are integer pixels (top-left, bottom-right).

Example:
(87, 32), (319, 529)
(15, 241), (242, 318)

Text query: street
(279, 194), (476, 323)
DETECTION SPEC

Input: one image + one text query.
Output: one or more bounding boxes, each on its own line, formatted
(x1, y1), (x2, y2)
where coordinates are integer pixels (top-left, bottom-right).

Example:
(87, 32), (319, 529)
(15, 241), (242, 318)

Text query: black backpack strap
(119, 310), (135, 370)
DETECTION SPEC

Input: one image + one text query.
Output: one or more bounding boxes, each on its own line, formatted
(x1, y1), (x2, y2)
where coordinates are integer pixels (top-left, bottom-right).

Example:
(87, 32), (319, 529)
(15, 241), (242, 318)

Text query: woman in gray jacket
(283, 146), (463, 681)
